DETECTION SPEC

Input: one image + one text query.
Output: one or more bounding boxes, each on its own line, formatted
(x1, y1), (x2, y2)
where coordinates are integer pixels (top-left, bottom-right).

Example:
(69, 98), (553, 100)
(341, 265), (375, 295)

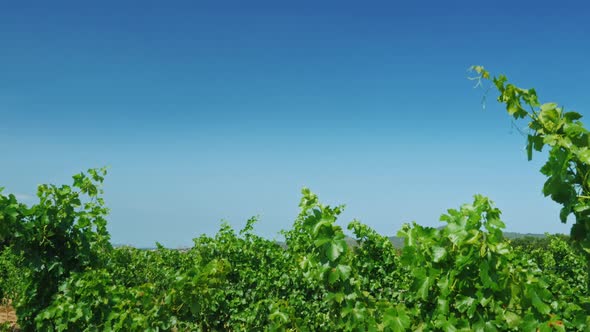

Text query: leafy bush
(1, 168), (112, 330)
(0, 246), (22, 305)
(398, 195), (587, 330)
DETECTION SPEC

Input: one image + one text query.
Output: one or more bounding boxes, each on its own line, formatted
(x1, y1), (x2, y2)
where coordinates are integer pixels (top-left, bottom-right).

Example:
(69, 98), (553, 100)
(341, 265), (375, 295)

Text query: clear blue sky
(1, 1), (589, 247)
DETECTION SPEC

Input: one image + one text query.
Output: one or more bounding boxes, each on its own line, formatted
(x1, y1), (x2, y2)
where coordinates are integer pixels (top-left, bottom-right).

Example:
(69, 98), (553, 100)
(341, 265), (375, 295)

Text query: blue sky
(1, 1), (589, 247)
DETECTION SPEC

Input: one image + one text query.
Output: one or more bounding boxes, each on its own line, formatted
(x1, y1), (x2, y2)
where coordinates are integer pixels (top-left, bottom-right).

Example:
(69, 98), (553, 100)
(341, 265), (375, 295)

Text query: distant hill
(502, 232), (546, 240)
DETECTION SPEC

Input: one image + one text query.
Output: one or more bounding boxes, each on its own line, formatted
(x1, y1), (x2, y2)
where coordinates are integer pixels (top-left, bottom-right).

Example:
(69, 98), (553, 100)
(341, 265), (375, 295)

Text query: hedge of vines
(1, 69), (590, 331)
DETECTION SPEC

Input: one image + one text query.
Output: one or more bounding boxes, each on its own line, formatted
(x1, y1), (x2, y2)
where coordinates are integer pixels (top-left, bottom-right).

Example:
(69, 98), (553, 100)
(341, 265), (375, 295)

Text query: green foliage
(273, 188), (410, 331)
(348, 220), (408, 305)
(35, 268), (176, 332)
(510, 235), (556, 253)
(472, 66), (590, 252)
(0, 168), (112, 330)
(513, 235), (590, 327)
(0, 246), (23, 305)
(398, 195), (590, 330)
(472, 65), (590, 297)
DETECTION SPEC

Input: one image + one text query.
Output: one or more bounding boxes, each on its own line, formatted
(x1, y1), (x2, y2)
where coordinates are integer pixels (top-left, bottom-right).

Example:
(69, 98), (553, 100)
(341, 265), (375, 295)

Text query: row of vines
(1, 68), (590, 331)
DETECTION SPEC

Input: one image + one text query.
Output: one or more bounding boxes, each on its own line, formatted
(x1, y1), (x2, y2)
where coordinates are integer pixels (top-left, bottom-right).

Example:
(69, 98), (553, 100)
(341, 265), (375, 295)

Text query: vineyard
(1, 68), (590, 331)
